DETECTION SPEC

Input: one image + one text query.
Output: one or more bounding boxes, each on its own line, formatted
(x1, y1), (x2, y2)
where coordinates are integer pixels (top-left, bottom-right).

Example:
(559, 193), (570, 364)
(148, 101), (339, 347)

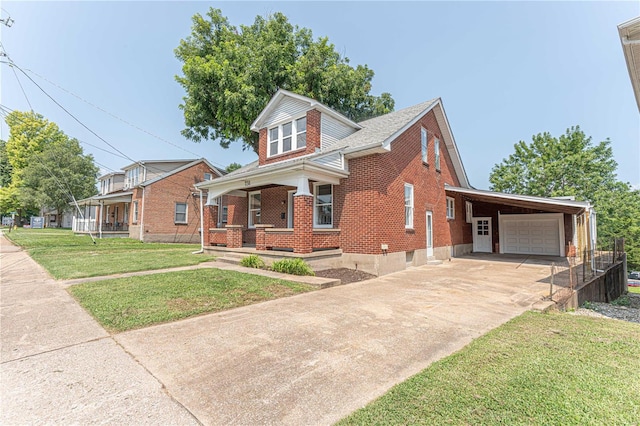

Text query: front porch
(199, 159), (349, 255)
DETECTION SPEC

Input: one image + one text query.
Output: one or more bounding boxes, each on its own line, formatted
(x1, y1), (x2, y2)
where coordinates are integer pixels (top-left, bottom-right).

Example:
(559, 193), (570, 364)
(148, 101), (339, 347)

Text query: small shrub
(271, 258), (315, 276)
(581, 301), (595, 310)
(611, 295), (630, 307)
(240, 254), (265, 269)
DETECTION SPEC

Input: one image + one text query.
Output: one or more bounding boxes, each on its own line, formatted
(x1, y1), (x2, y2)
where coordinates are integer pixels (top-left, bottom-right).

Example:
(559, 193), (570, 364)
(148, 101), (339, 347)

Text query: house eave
(619, 16), (640, 112)
(445, 185), (590, 214)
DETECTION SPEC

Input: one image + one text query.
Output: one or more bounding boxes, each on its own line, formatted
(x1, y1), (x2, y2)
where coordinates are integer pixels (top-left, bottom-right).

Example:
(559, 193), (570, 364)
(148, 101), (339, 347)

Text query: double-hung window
(421, 127), (428, 164)
(314, 184), (333, 227)
(434, 138), (441, 171)
(175, 203), (187, 224)
(405, 184), (414, 229)
(267, 116), (307, 157)
(446, 197), (455, 219)
(133, 201), (138, 223)
(248, 191), (261, 228)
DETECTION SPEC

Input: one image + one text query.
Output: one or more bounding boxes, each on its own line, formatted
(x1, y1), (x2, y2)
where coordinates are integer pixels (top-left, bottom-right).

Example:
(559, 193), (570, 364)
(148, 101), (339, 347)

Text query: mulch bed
(315, 268), (376, 284)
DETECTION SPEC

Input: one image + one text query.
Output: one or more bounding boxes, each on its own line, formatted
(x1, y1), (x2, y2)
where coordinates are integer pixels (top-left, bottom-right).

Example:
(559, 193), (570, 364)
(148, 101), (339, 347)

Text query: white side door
(473, 217), (492, 253)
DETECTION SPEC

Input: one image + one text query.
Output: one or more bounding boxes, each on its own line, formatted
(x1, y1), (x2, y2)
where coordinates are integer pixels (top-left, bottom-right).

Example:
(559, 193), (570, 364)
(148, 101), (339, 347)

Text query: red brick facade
(128, 161), (217, 243)
(210, 108), (469, 256)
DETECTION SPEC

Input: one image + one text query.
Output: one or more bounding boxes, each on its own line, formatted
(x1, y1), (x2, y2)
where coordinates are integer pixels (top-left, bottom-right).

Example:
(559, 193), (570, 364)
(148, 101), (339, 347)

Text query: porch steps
(216, 252), (247, 265)
(426, 256), (443, 266)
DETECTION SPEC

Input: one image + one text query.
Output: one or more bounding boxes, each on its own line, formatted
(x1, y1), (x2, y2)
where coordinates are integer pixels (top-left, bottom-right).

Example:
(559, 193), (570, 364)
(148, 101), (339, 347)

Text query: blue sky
(1, 1), (639, 190)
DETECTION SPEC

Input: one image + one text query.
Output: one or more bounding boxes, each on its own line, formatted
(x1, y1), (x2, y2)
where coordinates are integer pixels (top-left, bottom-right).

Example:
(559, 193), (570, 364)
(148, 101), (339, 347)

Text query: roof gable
(140, 158), (223, 187)
(250, 89), (361, 132)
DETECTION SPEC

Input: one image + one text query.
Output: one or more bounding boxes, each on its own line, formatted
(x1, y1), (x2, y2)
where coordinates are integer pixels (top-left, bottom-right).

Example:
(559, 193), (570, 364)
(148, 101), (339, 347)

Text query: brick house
(73, 159), (222, 243)
(196, 90), (596, 275)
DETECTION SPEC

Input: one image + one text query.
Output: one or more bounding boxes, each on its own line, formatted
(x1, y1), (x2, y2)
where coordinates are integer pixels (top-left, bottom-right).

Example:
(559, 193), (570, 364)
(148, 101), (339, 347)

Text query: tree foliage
(489, 126), (640, 268)
(0, 111), (98, 221)
(225, 162), (242, 173)
(175, 8), (394, 152)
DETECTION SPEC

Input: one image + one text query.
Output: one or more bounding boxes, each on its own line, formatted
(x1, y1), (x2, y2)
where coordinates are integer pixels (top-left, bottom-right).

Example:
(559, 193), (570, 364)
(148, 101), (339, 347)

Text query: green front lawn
(339, 311), (640, 425)
(629, 286), (640, 294)
(68, 269), (315, 332)
(4, 228), (215, 279)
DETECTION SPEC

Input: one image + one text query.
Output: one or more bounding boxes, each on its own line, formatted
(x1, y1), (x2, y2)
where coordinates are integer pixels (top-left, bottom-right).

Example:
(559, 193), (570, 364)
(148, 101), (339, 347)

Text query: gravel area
(571, 293), (640, 324)
(315, 268), (376, 284)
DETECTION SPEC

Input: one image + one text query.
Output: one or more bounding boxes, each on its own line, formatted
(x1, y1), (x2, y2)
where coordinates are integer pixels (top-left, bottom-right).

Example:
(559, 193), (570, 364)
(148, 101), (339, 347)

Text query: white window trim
(313, 183), (333, 229)
(421, 127), (428, 164)
(133, 201), (139, 223)
(267, 114), (307, 158)
(204, 172), (213, 181)
(434, 138), (441, 171)
(465, 201), (473, 223)
(174, 202), (188, 224)
(405, 183), (414, 229)
(248, 190), (261, 228)
(446, 196), (455, 220)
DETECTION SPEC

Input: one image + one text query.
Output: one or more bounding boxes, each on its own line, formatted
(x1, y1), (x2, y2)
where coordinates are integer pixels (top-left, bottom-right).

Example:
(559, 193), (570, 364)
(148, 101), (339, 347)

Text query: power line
(0, 43), (32, 111)
(2, 61), (226, 186)
(7, 61), (139, 166)
(22, 66), (230, 170)
(1, 62), (223, 194)
(0, 105), (214, 195)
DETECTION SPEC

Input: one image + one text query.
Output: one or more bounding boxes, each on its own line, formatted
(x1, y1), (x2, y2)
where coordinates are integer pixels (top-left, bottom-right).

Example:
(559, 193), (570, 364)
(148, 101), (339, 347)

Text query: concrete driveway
(116, 254), (556, 425)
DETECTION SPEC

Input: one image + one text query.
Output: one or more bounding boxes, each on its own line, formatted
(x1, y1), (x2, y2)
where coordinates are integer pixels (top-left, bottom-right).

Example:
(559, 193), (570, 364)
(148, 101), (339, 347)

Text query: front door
(426, 211), (433, 257)
(473, 217), (492, 253)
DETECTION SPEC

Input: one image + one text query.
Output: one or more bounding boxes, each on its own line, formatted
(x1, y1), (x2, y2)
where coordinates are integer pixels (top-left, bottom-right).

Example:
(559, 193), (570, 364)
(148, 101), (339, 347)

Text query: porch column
(293, 194), (313, 254)
(226, 225), (243, 248)
(203, 204), (218, 246)
(255, 224), (274, 251)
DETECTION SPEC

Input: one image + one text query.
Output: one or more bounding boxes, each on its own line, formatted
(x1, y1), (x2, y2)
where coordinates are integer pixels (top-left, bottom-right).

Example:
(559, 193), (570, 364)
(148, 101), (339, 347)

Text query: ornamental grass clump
(240, 254), (265, 269)
(271, 258), (315, 276)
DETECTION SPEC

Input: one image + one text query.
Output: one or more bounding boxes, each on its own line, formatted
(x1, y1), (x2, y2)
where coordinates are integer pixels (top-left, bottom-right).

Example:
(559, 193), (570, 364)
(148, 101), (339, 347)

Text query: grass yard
(68, 268), (315, 332)
(339, 311), (640, 425)
(629, 286), (640, 294)
(3, 228), (215, 279)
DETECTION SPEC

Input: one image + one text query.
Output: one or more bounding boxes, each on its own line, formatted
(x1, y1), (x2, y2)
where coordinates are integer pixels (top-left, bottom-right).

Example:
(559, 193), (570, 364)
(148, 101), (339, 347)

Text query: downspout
(98, 201), (103, 239)
(139, 186), (145, 242)
(192, 188), (205, 254)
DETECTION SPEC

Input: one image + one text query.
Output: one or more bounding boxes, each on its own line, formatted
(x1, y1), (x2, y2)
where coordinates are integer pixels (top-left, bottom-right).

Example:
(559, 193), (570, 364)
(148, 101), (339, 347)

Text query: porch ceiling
(445, 185), (587, 215)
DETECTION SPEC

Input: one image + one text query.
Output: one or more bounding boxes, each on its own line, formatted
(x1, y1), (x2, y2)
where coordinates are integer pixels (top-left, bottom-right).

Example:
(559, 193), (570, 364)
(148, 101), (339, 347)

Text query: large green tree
(0, 111), (98, 222)
(489, 126), (640, 268)
(175, 8), (394, 152)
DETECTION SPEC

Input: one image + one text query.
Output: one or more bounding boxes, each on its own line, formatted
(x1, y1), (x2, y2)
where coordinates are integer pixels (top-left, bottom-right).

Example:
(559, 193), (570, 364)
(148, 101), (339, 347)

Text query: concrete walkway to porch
(115, 254), (557, 425)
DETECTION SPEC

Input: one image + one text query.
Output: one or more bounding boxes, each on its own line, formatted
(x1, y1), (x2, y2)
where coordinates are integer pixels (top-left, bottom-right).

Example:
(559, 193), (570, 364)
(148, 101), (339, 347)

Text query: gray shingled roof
(326, 99), (438, 153)
(221, 98), (439, 178)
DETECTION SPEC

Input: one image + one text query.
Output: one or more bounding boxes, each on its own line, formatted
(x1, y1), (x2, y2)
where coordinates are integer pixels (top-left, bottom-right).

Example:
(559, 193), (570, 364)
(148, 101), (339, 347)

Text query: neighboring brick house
(73, 159), (223, 243)
(196, 90), (597, 275)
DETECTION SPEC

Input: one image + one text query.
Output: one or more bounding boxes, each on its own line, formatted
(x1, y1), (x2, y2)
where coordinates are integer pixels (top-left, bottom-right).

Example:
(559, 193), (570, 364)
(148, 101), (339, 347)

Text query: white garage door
(501, 214), (562, 256)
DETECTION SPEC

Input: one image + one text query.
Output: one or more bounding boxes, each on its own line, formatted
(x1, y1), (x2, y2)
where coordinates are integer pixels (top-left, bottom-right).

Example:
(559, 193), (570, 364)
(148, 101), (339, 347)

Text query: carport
(445, 185), (597, 257)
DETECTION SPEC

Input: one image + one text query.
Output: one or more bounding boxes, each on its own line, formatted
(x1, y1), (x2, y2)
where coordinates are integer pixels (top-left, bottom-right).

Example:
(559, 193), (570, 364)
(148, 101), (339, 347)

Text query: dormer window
(268, 116), (307, 157)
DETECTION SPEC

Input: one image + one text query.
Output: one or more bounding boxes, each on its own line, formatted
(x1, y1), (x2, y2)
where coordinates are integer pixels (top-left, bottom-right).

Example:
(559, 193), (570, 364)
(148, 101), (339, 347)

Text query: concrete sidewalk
(0, 233), (198, 425)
